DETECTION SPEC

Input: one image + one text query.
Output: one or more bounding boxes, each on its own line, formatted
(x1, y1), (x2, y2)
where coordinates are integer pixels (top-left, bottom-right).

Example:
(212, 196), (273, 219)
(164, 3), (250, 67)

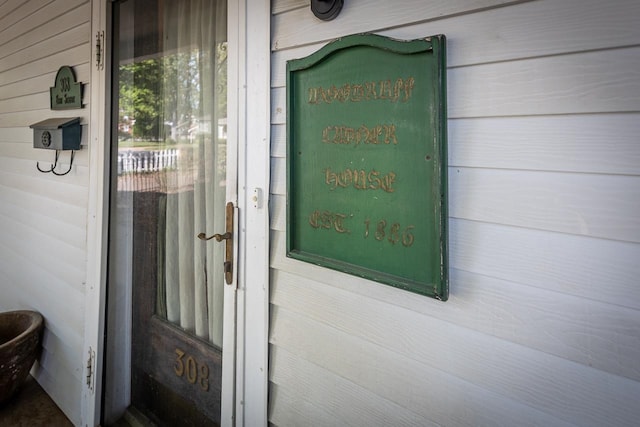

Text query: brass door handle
(197, 232), (231, 242)
(196, 202), (234, 284)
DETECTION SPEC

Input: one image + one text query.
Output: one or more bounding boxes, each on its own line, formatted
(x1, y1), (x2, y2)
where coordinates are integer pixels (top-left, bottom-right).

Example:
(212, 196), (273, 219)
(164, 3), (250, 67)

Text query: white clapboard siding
(271, 216), (640, 319)
(0, 0), (91, 423)
(0, 0), (54, 30)
(272, 0), (529, 51)
(0, 93), (50, 115)
(0, 0), (89, 59)
(271, 204), (640, 313)
(36, 341), (83, 389)
(272, 0), (306, 15)
(0, 104), (92, 128)
(449, 47), (640, 118)
(1, 64), (91, 100)
(447, 114), (640, 175)
(32, 360), (83, 426)
(269, 155), (640, 243)
(0, 44), (90, 86)
(0, 210), (87, 286)
(0, 140), (90, 167)
(0, 135), (90, 169)
(0, 23), (90, 73)
(269, 383), (346, 427)
(273, 265), (640, 383)
(272, 306), (602, 427)
(269, 1), (640, 421)
(0, 163), (89, 207)
(39, 323), (84, 381)
(271, 291), (640, 426)
(0, 183), (88, 232)
(272, 113), (640, 175)
(271, 0), (640, 87)
(0, 227), (86, 303)
(449, 219), (640, 309)
(0, 127), (31, 143)
(271, 48), (640, 123)
(0, 209), (87, 291)
(0, 257), (84, 355)
(450, 167), (640, 243)
(0, 197), (86, 252)
(270, 347), (440, 427)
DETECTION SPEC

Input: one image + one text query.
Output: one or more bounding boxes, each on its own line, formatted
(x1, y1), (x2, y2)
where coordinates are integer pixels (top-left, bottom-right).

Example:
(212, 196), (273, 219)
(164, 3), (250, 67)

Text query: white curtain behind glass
(157, 0), (227, 347)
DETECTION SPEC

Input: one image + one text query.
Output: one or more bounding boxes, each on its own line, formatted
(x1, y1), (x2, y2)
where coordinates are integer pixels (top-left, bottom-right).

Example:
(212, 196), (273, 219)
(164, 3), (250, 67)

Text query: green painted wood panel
(286, 34), (448, 300)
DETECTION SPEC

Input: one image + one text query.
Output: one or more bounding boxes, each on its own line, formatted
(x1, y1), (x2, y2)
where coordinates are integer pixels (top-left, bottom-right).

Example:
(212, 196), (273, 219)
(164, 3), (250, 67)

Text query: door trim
(82, 0), (111, 425)
(230, 1), (271, 425)
(83, 0), (271, 425)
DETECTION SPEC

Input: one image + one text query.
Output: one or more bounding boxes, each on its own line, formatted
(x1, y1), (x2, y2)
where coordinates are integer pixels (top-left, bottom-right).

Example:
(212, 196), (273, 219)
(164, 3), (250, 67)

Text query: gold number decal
(388, 223), (401, 245)
(200, 363), (210, 391)
(375, 220), (386, 241)
(186, 356), (197, 384)
(402, 225), (415, 247)
(174, 348), (210, 392)
(174, 349), (185, 376)
(364, 219), (415, 247)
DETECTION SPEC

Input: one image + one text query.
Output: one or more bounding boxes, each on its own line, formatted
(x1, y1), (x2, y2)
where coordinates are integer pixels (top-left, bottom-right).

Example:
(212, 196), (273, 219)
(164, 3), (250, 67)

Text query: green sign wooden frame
(286, 34), (448, 300)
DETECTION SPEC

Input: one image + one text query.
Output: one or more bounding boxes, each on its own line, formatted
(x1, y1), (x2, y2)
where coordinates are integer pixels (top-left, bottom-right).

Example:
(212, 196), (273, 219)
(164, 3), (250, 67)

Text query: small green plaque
(286, 34), (448, 300)
(50, 66), (83, 110)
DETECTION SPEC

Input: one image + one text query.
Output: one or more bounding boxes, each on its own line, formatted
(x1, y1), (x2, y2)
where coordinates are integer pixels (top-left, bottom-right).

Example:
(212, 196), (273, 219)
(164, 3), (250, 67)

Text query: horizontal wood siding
(269, 0), (640, 425)
(0, 0), (91, 424)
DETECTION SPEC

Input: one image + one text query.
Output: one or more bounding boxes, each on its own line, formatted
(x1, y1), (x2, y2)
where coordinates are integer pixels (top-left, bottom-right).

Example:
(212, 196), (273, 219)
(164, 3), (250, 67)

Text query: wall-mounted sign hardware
(50, 66), (83, 110)
(286, 33), (448, 300)
(311, 0), (343, 21)
(30, 117), (81, 176)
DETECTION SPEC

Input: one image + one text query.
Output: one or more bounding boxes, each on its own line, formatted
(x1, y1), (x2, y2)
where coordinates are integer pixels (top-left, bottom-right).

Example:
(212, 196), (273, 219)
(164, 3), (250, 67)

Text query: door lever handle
(197, 232), (231, 242)
(196, 202), (234, 285)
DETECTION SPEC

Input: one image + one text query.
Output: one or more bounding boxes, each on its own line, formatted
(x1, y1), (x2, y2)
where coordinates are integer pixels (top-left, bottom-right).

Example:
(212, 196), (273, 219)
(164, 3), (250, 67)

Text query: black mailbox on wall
(30, 117), (81, 150)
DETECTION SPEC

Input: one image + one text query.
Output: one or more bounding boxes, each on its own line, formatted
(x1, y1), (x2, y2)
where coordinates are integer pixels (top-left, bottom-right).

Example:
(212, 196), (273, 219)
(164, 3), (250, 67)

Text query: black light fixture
(311, 0), (343, 21)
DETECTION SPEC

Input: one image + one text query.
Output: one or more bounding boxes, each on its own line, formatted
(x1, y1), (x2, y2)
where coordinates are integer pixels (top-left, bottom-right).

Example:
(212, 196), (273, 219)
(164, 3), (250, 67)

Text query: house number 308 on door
(173, 348), (209, 391)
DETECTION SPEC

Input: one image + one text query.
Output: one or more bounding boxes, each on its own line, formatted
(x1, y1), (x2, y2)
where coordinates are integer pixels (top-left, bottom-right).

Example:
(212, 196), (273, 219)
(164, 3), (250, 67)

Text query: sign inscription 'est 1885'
(286, 34), (448, 300)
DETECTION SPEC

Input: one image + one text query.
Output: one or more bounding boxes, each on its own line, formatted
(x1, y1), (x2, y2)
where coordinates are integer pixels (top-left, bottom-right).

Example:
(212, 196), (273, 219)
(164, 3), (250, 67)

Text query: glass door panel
(111, 0), (228, 424)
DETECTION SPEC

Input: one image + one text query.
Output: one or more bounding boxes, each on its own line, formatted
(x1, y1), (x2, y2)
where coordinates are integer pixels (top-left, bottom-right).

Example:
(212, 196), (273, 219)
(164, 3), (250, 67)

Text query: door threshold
(110, 407), (156, 427)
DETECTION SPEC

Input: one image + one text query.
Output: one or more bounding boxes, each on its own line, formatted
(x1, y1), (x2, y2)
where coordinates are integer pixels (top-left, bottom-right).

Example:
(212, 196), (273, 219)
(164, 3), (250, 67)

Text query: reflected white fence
(117, 149), (179, 192)
(117, 149), (179, 174)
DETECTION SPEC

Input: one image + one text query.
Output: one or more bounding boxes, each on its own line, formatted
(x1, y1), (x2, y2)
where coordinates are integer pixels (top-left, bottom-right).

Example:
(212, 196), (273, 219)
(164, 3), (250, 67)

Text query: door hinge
(86, 347), (96, 392)
(95, 31), (104, 70)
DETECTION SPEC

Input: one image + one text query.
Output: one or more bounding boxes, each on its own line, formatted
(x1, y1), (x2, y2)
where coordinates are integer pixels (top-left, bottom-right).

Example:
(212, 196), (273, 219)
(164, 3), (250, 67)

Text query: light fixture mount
(311, 0), (343, 21)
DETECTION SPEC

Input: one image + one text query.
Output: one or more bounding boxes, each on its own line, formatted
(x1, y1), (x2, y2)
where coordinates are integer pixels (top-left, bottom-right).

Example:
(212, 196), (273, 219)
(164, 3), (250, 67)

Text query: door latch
(197, 202), (234, 285)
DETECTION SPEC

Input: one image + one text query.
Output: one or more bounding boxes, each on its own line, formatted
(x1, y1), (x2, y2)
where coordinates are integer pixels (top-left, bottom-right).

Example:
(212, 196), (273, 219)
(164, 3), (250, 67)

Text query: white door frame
(82, 0), (270, 425)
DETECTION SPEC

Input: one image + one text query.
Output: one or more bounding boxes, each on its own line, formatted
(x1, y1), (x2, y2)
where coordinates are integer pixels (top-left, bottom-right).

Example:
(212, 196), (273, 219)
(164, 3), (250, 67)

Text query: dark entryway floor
(0, 375), (73, 426)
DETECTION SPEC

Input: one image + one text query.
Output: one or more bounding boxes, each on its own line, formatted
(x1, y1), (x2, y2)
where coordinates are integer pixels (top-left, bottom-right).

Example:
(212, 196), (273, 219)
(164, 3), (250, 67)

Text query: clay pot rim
(0, 310), (44, 350)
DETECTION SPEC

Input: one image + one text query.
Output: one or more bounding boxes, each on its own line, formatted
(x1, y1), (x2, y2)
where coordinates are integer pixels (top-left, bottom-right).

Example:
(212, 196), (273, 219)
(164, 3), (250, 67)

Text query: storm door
(109, 0), (232, 424)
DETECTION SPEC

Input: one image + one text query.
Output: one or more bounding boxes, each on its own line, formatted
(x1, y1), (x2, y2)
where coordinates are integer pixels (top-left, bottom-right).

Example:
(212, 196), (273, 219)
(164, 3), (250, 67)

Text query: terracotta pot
(0, 310), (44, 404)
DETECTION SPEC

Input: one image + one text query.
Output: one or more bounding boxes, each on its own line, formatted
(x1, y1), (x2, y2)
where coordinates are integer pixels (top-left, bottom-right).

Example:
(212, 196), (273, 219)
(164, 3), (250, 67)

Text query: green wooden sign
(286, 34), (448, 300)
(50, 66), (83, 110)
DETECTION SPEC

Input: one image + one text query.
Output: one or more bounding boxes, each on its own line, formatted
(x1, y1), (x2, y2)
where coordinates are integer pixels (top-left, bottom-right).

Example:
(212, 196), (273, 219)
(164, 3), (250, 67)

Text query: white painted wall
(269, 0), (640, 426)
(0, 0), (91, 424)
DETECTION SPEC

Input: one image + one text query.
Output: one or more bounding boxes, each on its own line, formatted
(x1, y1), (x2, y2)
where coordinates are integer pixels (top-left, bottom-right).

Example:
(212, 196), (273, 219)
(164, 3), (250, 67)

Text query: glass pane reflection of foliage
(118, 42), (228, 148)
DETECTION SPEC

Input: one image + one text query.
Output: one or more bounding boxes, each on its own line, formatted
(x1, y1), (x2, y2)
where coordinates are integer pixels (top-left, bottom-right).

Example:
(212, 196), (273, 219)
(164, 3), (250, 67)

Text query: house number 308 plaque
(286, 33), (448, 300)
